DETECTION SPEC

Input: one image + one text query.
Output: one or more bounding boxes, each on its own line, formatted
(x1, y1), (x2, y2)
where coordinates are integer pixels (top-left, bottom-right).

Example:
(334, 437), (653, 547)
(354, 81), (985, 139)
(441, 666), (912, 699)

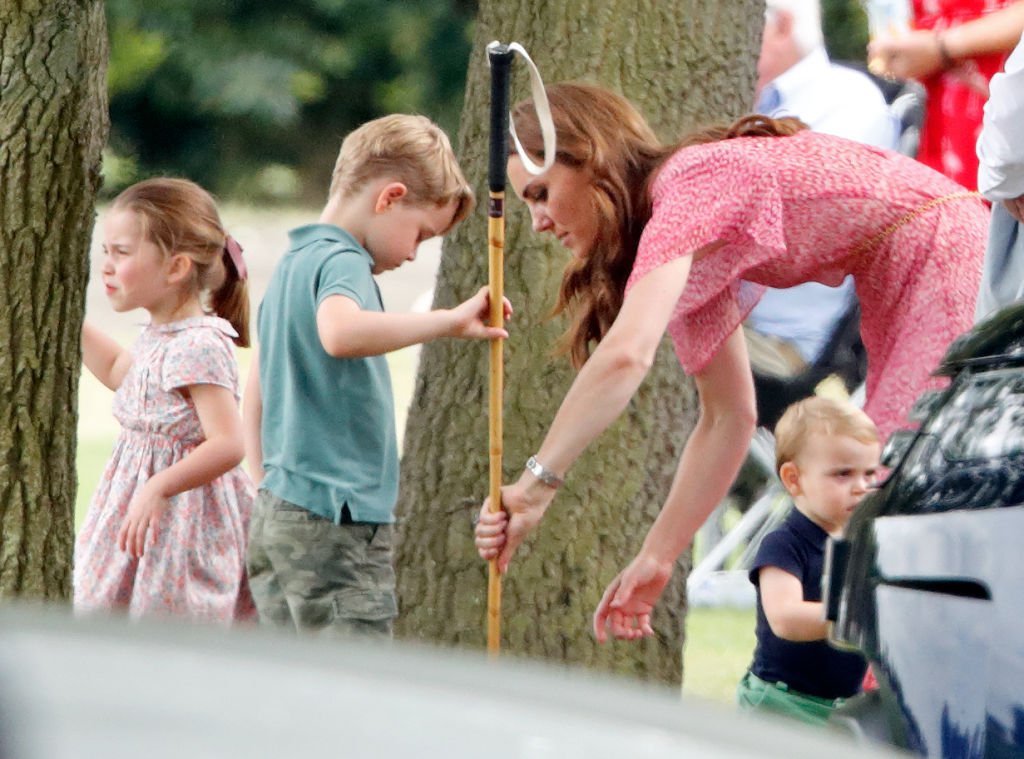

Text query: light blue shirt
(759, 47), (898, 149)
(257, 224), (398, 524)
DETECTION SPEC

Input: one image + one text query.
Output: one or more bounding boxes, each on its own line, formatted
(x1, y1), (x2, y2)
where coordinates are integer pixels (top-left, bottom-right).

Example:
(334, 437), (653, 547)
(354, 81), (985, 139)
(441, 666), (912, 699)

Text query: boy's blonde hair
(329, 114), (474, 233)
(774, 396), (879, 474)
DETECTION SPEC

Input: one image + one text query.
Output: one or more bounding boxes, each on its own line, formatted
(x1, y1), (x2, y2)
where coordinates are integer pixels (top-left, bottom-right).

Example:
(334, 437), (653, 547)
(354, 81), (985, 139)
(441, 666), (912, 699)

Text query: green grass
(75, 437), (114, 529)
(683, 606), (756, 704)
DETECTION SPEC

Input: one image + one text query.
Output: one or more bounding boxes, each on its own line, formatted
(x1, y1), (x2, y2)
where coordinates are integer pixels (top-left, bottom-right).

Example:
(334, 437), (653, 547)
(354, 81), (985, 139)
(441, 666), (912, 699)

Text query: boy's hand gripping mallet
(484, 41), (555, 656)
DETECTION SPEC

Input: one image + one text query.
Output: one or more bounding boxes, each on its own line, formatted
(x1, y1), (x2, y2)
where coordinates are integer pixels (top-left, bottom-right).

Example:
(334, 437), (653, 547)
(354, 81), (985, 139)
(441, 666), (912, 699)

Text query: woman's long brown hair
(510, 83), (807, 368)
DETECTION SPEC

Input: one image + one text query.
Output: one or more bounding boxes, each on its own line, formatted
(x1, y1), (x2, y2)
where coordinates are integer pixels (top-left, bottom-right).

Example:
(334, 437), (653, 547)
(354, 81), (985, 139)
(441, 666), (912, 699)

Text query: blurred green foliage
(104, 0), (476, 203)
(823, 0), (871, 63)
(104, 0), (869, 203)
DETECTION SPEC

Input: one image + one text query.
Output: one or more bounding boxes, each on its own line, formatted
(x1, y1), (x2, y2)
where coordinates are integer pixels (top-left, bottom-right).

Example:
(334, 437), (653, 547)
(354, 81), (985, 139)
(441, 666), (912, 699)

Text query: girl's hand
(474, 477), (555, 573)
(118, 481), (171, 559)
(448, 286), (512, 340)
(593, 551), (674, 643)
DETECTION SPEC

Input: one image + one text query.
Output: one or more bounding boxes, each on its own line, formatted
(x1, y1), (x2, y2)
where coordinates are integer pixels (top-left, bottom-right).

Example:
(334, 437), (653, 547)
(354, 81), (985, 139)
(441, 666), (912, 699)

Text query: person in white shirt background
(975, 32), (1024, 321)
(745, 0), (899, 380)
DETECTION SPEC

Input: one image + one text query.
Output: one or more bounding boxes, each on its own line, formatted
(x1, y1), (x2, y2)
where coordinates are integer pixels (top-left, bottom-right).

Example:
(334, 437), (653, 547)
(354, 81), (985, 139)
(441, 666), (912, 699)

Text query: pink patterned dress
(626, 131), (989, 441)
(74, 316), (255, 623)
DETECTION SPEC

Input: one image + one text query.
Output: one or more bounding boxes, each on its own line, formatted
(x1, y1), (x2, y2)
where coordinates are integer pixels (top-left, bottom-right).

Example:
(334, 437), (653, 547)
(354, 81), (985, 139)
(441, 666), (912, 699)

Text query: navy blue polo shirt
(748, 508), (866, 699)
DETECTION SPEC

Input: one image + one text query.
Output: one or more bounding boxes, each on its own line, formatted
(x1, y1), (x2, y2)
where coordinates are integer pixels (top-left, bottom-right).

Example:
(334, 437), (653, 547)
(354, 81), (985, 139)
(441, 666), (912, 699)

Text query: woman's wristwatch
(525, 456), (564, 489)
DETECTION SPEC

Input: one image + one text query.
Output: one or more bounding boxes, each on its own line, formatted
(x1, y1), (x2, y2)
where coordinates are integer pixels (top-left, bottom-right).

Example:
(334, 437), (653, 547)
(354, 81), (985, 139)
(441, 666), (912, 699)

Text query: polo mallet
(484, 41), (555, 655)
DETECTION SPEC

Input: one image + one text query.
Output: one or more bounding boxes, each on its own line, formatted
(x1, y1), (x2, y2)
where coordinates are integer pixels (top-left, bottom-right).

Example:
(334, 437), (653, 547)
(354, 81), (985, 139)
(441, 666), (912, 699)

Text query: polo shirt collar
(787, 506), (828, 545)
(288, 223), (372, 265)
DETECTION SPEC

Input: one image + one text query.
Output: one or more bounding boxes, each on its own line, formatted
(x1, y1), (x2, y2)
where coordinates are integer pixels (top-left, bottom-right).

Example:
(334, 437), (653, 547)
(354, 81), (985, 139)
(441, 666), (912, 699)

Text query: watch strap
(525, 455), (564, 489)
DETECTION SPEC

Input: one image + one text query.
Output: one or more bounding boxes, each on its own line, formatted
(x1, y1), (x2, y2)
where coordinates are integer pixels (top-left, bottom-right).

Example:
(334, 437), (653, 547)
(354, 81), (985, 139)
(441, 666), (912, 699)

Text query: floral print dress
(626, 131), (989, 442)
(74, 316), (255, 623)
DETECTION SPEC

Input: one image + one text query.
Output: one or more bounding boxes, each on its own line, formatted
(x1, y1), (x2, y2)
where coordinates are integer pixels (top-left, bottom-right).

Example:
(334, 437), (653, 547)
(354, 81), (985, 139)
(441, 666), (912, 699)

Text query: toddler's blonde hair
(329, 114), (473, 232)
(774, 396), (879, 474)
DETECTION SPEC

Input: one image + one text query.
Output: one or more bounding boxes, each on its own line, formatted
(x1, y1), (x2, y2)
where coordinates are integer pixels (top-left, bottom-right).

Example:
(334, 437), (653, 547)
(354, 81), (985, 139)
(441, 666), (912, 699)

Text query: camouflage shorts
(246, 490), (397, 639)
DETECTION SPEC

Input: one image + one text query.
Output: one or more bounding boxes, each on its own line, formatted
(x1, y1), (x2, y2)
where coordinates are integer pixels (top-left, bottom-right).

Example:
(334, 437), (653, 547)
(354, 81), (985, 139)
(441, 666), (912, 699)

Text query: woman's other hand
(1005, 195), (1024, 223)
(593, 551), (674, 643)
(869, 30), (945, 81)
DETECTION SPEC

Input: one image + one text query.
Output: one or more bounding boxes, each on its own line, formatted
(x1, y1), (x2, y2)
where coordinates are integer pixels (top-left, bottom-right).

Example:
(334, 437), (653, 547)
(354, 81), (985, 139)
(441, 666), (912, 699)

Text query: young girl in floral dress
(75, 178), (255, 623)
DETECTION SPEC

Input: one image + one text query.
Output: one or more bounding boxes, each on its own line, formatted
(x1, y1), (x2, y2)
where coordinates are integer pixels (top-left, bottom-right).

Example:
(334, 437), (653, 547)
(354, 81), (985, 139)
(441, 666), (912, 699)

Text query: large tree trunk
(396, 0), (761, 684)
(0, 1), (109, 599)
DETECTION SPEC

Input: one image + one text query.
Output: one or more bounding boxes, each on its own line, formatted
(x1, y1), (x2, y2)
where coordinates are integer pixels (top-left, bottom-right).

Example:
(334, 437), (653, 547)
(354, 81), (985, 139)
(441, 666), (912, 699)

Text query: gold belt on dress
(852, 190), (982, 259)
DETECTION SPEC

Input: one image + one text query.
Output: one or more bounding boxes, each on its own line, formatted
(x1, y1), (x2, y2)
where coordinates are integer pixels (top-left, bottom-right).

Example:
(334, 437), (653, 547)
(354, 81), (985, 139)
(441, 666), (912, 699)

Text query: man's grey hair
(765, 0), (824, 56)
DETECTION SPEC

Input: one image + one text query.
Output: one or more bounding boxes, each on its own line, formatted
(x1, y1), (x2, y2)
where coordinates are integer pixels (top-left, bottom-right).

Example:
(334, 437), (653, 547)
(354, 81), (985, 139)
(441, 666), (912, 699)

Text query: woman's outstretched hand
(593, 552), (674, 643)
(474, 478), (556, 573)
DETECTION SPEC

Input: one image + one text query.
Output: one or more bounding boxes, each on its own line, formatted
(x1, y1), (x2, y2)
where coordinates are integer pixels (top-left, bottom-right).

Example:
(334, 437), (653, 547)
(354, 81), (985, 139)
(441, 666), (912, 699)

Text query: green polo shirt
(256, 223), (398, 523)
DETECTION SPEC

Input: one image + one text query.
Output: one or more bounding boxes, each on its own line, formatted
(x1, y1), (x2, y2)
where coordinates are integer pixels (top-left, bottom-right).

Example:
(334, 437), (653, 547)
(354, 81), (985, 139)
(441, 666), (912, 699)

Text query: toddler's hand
(118, 482), (171, 559)
(449, 286), (512, 340)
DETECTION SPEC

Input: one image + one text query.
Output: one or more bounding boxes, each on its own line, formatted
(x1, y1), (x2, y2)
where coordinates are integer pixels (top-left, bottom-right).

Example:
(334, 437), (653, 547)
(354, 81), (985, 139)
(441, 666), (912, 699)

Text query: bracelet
(525, 456), (564, 489)
(935, 31), (955, 70)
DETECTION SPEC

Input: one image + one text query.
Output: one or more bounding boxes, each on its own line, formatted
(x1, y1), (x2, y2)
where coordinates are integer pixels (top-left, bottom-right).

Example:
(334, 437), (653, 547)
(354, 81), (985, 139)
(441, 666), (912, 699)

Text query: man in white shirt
(975, 32), (1024, 321)
(746, 0), (898, 379)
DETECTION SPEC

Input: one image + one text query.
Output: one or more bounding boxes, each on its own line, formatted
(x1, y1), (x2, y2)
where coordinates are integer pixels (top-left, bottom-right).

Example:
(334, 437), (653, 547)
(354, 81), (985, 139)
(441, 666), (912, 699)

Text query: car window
(929, 369), (1024, 461)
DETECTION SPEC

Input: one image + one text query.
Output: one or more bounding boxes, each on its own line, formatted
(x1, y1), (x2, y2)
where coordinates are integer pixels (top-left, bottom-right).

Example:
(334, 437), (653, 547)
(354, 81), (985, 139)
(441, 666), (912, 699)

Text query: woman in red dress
(474, 82), (988, 641)
(870, 0), (1024, 189)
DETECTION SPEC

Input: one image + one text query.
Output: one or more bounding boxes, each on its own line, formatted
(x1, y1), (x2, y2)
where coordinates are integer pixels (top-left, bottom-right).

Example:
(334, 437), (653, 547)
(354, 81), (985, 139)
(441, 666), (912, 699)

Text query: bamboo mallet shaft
(486, 43), (513, 656)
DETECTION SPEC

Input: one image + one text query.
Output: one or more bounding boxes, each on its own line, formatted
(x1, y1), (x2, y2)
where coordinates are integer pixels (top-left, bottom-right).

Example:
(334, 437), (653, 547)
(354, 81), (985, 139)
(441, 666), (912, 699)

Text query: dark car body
(825, 303), (1024, 757)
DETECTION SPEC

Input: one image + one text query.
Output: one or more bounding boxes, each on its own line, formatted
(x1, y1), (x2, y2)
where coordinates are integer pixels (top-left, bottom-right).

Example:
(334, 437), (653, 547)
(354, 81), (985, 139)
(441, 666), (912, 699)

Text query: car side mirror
(908, 389), (944, 422)
(880, 429), (915, 468)
(822, 537), (850, 623)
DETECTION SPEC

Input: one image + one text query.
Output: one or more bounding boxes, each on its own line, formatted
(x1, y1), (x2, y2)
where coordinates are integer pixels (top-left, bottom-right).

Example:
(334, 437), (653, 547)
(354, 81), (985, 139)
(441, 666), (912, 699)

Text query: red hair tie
(224, 235), (247, 281)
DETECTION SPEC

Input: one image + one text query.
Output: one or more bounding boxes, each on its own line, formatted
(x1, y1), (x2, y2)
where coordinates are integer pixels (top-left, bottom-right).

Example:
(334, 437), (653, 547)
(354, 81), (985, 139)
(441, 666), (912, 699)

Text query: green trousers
(736, 671), (847, 727)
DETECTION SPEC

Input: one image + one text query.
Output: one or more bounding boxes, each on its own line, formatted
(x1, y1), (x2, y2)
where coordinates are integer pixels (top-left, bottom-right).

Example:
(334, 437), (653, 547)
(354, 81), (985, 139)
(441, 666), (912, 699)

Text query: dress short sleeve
(626, 143), (787, 374)
(628, 144), (786, 287)
(315, 249), (375, 308)
(161, 324), (239, 395)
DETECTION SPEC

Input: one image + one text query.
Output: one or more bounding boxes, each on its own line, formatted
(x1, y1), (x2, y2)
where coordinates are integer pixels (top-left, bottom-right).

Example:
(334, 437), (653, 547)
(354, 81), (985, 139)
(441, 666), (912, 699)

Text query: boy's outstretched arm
(316, 286), (511, 358)
(242, 347), (264, 485)
(759, 565), (829, 642)
(82, 320), (133, 391)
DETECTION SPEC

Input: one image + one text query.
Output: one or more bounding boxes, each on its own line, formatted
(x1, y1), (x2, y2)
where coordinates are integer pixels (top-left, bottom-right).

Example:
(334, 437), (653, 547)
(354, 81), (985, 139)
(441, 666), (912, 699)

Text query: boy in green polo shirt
(243, 114), (509, 637)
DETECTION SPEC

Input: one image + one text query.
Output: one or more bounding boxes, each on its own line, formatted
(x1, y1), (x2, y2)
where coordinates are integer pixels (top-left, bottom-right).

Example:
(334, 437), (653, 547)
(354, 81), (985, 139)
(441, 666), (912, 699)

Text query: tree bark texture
(0, 1), (108, 599)
(395, 0), (762, 684)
